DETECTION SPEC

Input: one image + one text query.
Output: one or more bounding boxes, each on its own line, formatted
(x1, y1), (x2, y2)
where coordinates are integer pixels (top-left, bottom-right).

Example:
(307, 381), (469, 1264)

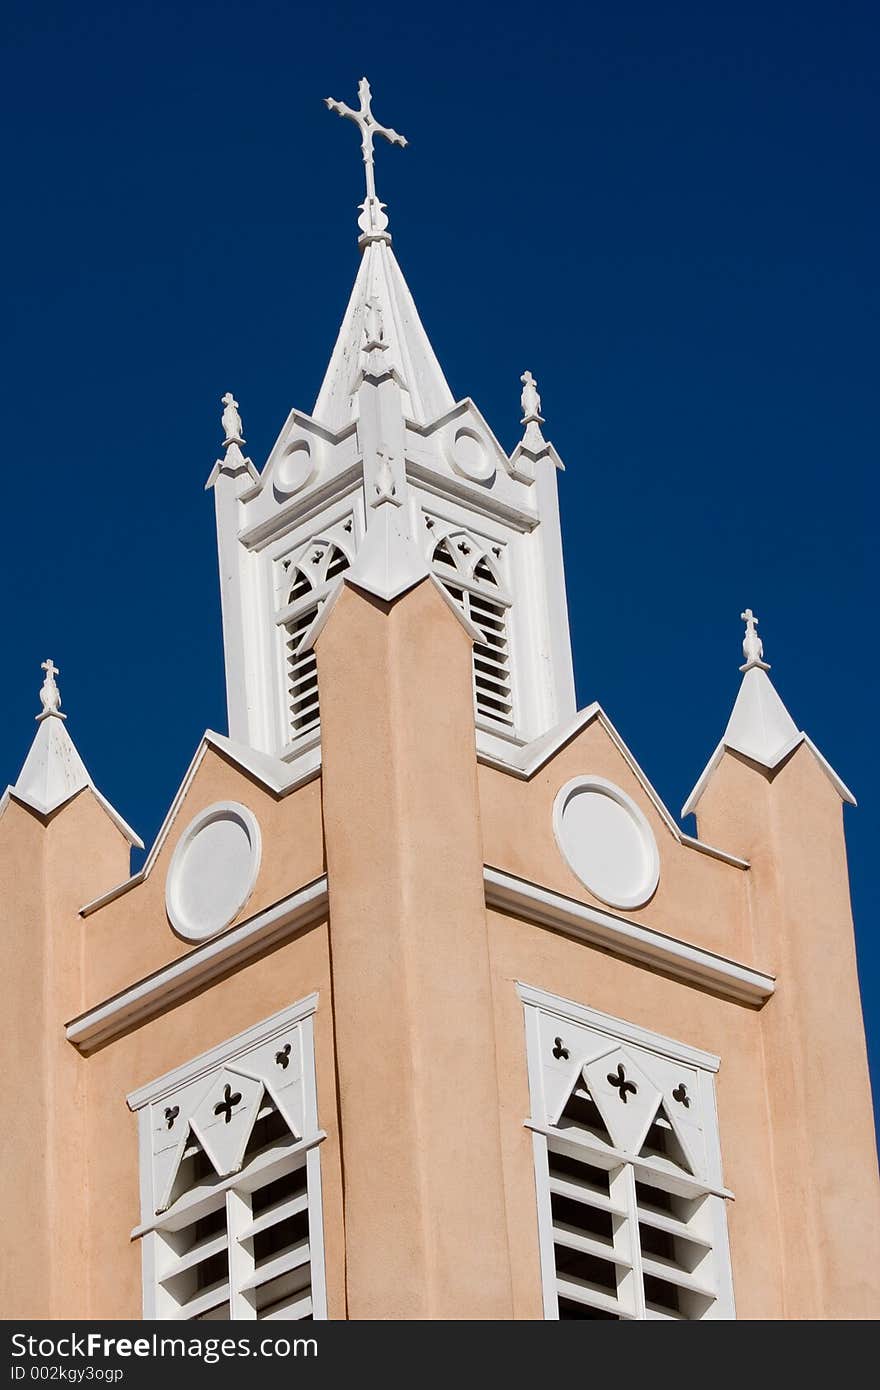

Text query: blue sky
(2, 2), (877, 1118)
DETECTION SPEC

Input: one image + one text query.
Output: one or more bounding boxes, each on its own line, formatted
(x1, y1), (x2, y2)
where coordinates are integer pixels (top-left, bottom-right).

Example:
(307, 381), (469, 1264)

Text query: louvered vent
(432, 538), (514, 730)
(545, 1080), (721, 1320)
(152, 1101), (316, 1321)
(282, 544), (350, 742)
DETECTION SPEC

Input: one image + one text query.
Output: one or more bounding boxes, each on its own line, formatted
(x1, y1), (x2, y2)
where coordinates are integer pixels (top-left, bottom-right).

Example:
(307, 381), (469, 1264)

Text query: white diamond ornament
(189, 1068), (265, 1177)
(582, 1046), (663, 1156)
(230, 1033), (305, 1140)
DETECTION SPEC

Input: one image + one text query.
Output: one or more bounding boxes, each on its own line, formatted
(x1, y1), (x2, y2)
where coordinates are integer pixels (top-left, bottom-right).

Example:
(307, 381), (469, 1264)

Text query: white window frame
(518, 982), (736, 1320)
(127, 995), (327, 1321)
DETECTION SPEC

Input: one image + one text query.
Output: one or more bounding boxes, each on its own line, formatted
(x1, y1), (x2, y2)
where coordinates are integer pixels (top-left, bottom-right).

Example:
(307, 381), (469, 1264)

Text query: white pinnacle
(520, 370), (544, 424)
(221, 392), (245, 448)
(325, 78), (408, 245)
(681, 607), (856, 816)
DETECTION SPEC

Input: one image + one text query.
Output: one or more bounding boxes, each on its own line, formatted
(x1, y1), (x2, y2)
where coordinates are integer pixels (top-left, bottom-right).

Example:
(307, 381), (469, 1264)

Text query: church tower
(207, 77), (574, 770)
(1, 79), (877, 1323)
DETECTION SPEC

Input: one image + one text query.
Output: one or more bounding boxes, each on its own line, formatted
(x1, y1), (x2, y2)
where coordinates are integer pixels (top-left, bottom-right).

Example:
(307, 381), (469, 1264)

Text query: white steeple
(682, 611), (854, 817)
(208, 81), (577, 762)
(1, 661), (142, 843)
(312, 239), (456, 431)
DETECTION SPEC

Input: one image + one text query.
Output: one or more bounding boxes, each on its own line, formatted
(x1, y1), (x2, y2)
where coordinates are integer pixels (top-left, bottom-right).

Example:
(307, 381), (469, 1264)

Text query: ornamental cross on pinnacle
(741, 607), (768, 671)
(325, 78), (408, 245)
(38, 658), (64, 721)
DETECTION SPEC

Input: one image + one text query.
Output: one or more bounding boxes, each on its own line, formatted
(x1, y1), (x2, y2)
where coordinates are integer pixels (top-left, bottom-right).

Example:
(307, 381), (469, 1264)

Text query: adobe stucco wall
(81, 919), (342, 1320)
(3, 577), (877, 1321)
(83, 749), (325, 1005)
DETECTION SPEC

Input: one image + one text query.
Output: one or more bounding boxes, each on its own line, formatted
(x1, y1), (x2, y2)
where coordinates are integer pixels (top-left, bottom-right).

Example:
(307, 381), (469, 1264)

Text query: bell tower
(207, 77), (576, 771)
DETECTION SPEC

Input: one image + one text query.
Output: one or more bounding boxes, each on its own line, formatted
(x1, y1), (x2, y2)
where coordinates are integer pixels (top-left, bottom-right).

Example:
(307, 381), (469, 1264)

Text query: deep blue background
(2, 2), (877, 1122)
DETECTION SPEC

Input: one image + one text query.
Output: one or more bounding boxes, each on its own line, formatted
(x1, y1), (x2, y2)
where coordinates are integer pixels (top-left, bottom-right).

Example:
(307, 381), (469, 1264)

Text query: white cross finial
(325, 78), (408, 245)
(220, 392), (244, 448)
(38, 658), (65, 720)
(740, 608), (769, 671)
(520, 370), (543, 424)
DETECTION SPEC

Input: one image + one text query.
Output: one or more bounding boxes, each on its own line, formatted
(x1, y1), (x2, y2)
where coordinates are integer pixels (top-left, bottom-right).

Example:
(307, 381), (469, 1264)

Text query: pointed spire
(682, 610), (854, 817)
(325, 77), (408, 247)
(313, 240), (454, 430)
(3, 661), (142, 843)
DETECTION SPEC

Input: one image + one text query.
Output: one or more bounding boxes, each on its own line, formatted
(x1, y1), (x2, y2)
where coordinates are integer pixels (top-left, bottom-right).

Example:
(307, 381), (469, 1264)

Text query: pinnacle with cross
(38, 658), (65, 721)
(740, 608), (769, 671)
(325, 78), (408, 245)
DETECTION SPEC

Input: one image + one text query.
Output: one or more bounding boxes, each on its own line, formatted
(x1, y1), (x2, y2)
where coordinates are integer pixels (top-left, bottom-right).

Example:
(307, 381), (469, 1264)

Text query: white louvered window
(430, 530), (514, 731)
(519, 985), (736, 1321)
(128, 997), (327, 1321)
(277, 533), (351, 744)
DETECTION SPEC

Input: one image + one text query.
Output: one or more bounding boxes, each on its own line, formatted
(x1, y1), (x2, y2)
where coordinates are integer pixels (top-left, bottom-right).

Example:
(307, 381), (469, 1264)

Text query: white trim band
(486, 867), (774, 1004)
(66, 877), (329, 1053)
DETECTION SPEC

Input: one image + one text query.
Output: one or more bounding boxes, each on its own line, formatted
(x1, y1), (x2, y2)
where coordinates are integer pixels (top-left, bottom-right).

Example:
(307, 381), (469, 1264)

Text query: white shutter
(431, 535), (515, 731)
(130, 997), (327, 1321)
(279, 541), (351, 744)
(519, 984), (736, 1321)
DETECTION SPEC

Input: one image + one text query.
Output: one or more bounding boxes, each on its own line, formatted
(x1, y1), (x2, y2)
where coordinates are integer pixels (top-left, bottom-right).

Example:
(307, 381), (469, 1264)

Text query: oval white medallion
(166, 802), (262, 941)
(553, 777), (659, 910)
(447, 425), (495, 483)
(274, 438), (316, 498)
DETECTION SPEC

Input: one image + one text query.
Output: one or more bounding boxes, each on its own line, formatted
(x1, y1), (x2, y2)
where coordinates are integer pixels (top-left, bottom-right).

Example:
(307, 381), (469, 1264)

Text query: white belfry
(325, 77), (408, 244)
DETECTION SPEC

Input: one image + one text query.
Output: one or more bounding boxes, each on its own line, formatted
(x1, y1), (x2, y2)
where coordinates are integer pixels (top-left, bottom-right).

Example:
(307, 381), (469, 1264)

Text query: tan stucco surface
(479, 720), (753, 965)
(84, 748), (325, 1006)
(2, 579), (877, 1321)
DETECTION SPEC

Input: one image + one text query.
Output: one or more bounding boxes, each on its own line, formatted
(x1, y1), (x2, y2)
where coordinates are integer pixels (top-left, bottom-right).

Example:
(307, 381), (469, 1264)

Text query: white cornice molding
(486, 867), (774, 1004)
(66, 864), (770, 1055)
(67, 876), (329, 1053)
(79, 730), (319, 917)
(477, 703), (749, 870)
(405, 458), (539, 532)
(682, 731), (856, 819)
(238, 460), (364, 550)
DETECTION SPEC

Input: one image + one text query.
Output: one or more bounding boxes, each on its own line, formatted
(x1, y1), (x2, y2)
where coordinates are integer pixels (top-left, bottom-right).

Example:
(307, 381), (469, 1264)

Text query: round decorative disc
(553, 777), (660, 910)
(447, 425), (495, 482)
(274, 438), (316, 497)
(166, 802), (262, 941)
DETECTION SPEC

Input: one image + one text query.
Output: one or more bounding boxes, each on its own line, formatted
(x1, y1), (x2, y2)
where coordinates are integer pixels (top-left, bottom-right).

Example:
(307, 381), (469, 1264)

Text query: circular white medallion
(552, 777), (660, 910)
(274, 438), (316, 498)
(166, 802), (262, 941)
(447, 426), (495, 483)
